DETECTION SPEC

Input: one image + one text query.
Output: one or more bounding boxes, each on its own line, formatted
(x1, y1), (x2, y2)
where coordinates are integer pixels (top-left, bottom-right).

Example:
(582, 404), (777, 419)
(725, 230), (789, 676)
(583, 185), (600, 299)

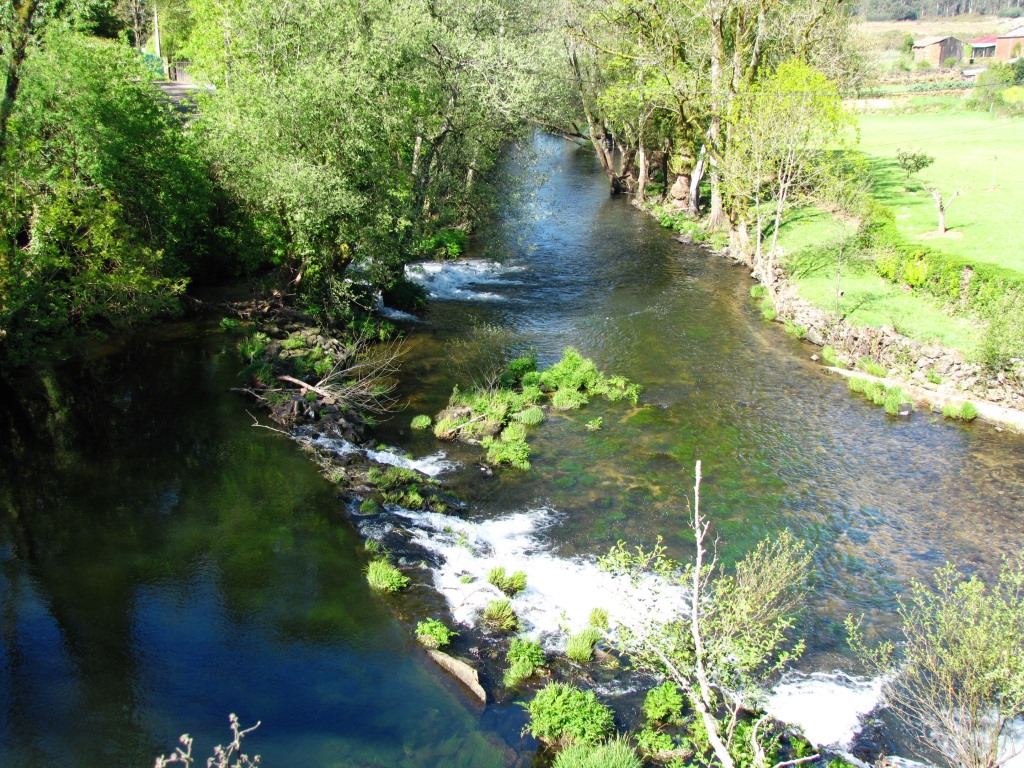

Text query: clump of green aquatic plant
(540, 348), (641, 406)
(504, 636), (547, 687)
(750, 284), (768, 299)
(410, 414), (432, 430)
(416, 618), (457, 649)
(514, 406), (545, 426)
(761, 297), (777, 321)
(552, 736), (642, 768)
(523, 683), (615, 747)
(566, 628), (603, 664)
(586, 417), (603, 431)
(642, 681), (684, 726)
(883, 386), (911, 415)
(927, 368), (943, 385)
(857, 357), (887, 378)
(359, 498), (382, 515)
(589, 608), (609, 631)
(433, 348), (638, 471)
(848, 377), (912, 414)
(821, 345), (843, 368)
(784, 320), (807, 339)
(942, 401), (978, 421)
(366, 559), (409, 593)
(482, 599), (519, 632)
(481, 430), (531, 470)
(488, 566), (528, 597)
(367, 466), (436, 510)
(551, 388), (589, 410)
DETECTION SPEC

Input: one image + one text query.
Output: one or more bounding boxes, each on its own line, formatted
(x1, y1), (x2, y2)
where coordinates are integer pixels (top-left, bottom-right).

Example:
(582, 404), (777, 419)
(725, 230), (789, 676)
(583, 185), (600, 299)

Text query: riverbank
(637, 199), (1024, 433)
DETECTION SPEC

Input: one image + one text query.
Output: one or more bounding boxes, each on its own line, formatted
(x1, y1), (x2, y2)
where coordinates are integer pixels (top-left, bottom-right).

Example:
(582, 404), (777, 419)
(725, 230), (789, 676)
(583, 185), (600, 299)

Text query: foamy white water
(404, 259), (521, 301)
(385, 505), (686, 645)
(297, 432), (459, 477)
(371, 503), (895, 752)
(765, 671), (885, 749)
(374, 292), (421, 322)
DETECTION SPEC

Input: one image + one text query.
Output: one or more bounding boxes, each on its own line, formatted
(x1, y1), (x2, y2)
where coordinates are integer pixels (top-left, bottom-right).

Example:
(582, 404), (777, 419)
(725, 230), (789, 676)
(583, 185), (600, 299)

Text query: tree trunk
(635, 145), (649, 204)
(689, 146), (708, 216)
(0, 0), (41, 159)
(708, 163), (727, 230)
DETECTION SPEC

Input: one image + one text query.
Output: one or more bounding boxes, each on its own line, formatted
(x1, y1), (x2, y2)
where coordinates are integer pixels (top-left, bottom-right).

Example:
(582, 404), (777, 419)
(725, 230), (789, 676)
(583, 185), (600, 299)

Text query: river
(2, 133), (1024, 766)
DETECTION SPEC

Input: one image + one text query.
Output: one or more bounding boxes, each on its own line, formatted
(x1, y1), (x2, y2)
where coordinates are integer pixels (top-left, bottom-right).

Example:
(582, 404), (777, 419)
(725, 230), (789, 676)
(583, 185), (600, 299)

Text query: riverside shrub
(523, 683), (615, 747)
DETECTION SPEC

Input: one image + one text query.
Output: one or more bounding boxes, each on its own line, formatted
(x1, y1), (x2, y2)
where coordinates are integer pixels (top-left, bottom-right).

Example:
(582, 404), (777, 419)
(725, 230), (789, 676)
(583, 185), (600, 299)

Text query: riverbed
(2, 134), (1023, 767)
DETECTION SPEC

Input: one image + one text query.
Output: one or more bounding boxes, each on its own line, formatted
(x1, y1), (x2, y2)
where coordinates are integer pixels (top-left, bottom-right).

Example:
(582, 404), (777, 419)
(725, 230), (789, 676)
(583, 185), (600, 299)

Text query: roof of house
(971, 35), (999, 46)
(914, 35), (960, 48)
(998, 24), (1024, 39)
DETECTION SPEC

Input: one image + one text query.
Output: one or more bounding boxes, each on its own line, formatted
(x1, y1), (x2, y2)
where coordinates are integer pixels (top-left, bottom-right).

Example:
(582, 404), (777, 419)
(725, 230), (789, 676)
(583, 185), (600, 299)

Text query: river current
(2, 134), (1023, 766)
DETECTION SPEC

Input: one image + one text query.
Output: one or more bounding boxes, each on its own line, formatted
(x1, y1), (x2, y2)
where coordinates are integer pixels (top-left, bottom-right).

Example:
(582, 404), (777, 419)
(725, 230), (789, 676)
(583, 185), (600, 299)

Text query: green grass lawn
(858, 111), (1024, 273)
(776, 208), (980, 354)
(772, 110), (1024, 358)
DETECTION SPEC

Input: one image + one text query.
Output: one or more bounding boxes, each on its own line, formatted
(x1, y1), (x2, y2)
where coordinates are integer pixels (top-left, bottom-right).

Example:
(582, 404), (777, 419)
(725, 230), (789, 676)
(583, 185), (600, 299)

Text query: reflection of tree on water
(0, 335), (501, 768)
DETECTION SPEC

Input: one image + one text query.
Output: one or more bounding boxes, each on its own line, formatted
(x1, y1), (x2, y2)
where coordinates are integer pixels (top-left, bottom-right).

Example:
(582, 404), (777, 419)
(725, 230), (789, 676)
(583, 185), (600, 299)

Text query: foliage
(857, 357), (887, 378)
(1, 30), (212, 366)
(643, 681), (685, 726)
(410, 415), (432, 430)
(482, 599), (519, 632)
(895, 149), (934, 187)
(488, 566), (528, 597)
(504, 636), (547, 686)
(725, 59), (854, 279)
(585, 417), (603, 431)
(416, 618), (457, 649)
(761, 298), (778, 321)
(848, 558), (1024, 768)
(365, 558), (409, 593)
(600, 462), (813, 768)
(566, 628), (603, 664)
(185, 0), (559, 327)
(539, 348), (641, 405)
(522, 682), (615, 747)
(551, 736), (642, 768)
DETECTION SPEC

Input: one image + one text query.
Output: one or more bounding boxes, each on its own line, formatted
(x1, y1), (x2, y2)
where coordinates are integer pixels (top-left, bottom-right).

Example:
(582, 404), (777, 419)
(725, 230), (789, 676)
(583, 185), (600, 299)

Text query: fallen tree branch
(277, 375), (337, 403)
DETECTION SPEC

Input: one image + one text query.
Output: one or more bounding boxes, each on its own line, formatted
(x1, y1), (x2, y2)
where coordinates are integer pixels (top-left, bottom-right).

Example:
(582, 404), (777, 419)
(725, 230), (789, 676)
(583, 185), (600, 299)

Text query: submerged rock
(426, 650), (487, 703)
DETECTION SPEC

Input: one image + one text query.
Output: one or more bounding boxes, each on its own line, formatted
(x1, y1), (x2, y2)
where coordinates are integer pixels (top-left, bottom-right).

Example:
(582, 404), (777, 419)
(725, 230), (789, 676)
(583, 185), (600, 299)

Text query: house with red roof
(969, 35), (999, 61)
(995, 24), (1024, 62)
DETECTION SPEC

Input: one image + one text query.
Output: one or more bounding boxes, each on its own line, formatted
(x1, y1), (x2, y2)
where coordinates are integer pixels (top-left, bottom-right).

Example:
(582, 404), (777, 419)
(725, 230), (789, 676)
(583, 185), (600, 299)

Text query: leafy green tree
(600, 462), (815, 768)
(848, 558), (1024, 768)
(895, 148), (934, 189)
(185, 0), (559, 327)
(724, 60), (853, 291)
(1, 30), (212, 365)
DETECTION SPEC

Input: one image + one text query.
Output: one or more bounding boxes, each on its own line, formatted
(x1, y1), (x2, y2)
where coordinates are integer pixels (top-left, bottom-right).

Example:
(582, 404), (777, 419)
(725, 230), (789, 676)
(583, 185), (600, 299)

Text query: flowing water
(2, 133), (1024, 766)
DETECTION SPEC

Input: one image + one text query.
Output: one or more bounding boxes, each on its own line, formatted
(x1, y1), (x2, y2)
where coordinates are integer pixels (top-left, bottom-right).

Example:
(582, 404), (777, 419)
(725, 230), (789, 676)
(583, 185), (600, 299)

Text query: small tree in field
(896, 149), (934, 190)
(601, 462), (816, 768)
(848, 558), (1024, 768)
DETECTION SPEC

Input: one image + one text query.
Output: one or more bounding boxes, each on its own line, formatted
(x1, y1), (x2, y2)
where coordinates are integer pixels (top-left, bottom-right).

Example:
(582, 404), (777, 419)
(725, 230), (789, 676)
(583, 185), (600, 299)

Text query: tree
(600, 462), (816, 768)
(896, 148), (934, 189)
(724, 60), (853, 291)
(848, 558), (1024, 768)
(926, 186), (961, 234)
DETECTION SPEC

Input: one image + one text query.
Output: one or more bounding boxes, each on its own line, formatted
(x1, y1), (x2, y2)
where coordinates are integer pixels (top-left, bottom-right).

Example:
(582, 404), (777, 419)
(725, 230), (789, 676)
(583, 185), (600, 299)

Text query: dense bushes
(0, 31), (214, 366)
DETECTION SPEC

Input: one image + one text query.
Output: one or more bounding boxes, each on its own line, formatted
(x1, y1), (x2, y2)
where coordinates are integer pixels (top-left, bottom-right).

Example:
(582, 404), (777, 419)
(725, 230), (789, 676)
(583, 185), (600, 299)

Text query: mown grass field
(776, 208), (981, 353)
(776, 109), (1024, 356)
(858, 111), (1024, 272)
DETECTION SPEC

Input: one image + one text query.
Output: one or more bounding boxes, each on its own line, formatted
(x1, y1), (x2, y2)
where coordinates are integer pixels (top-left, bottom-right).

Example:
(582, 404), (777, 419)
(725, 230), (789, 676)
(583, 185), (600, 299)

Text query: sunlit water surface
(2, 134), (1023, 766)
